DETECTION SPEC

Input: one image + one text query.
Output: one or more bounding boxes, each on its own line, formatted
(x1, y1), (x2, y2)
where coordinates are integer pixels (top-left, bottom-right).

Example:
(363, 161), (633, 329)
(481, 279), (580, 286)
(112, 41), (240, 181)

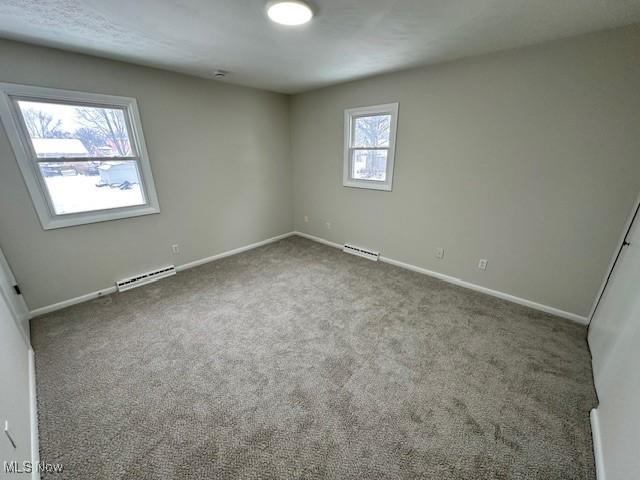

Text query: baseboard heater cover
(343, 243), (380, 261)
(116, 265), (176, 292)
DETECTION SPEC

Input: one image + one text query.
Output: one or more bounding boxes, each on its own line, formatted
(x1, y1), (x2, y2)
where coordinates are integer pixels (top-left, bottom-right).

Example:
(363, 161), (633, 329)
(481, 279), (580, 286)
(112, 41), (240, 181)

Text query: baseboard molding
(590, 408), (606, 480)
(29, 230), (587, 324)
(29, 232), (296, 318)
(28, 348), (40, 480)
(294, 231), (343, 250)
(380, 256), (588, 324)
(29, 286), (118, 317)
(293, 231), (588, 325)
(175, 232), (295, 272)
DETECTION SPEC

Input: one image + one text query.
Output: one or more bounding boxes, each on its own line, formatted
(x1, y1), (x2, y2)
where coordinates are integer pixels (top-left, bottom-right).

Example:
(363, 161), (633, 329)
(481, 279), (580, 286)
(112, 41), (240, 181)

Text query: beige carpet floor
(30, 236), (597, 479)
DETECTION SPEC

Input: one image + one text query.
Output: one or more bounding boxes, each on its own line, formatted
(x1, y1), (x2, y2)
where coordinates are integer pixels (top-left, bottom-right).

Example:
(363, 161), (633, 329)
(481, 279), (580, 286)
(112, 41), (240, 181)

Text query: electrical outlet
(478, 259), (488, 270)
(436, 248), (444, 259)
(171, 244), (180, 254)
(304, 215), (309, 223)
(326, 222), (332, 230)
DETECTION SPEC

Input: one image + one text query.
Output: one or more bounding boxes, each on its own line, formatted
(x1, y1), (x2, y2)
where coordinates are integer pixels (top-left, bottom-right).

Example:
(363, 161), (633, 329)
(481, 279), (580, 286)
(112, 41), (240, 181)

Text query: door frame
(0, 277), (40, 479)
(0, 245), (30, 345)
(588, 191), (640, 326)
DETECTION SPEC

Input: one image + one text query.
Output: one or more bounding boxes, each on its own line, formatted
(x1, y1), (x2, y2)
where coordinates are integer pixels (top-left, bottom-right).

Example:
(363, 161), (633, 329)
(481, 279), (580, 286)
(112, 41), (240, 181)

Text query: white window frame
(0, 83), (160, 230)
(343, 102), (399, 191)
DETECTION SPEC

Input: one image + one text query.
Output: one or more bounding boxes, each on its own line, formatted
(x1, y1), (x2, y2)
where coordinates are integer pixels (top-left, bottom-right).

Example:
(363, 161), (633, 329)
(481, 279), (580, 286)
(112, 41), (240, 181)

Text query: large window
(0, 83), (159, 229)
(343, 103), (399, 191)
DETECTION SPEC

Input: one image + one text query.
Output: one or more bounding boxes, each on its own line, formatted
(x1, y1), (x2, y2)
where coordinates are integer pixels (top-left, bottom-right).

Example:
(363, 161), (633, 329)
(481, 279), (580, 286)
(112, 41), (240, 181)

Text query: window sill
(41, 204), (160, 230)
(343, 179), (393, 191)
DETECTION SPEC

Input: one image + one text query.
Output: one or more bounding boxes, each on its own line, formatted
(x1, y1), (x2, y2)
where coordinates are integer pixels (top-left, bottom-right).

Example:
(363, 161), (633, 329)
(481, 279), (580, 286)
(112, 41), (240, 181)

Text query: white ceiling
(1, 0), (639, 94)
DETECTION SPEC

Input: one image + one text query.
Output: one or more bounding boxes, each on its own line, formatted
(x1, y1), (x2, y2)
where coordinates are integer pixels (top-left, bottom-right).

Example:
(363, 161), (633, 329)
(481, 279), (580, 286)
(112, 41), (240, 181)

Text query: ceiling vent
(343, 243), (379, 261)
(116, 266), (176, 292)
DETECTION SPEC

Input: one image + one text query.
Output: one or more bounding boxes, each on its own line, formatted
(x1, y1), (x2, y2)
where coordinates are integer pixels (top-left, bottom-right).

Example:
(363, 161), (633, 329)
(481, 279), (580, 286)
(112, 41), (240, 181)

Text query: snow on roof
(31, 138), (88, 156)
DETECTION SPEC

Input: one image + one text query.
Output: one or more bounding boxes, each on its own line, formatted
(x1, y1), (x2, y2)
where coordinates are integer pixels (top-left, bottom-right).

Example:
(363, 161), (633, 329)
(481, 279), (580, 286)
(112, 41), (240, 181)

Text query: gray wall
(2, 26), (639, 316)
(290, 25), (640, 318)
(0, 40), (293, 310)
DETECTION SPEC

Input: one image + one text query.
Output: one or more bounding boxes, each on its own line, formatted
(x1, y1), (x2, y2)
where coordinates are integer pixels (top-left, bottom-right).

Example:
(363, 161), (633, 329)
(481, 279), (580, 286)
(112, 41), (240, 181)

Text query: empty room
(0, 1), (639, 479)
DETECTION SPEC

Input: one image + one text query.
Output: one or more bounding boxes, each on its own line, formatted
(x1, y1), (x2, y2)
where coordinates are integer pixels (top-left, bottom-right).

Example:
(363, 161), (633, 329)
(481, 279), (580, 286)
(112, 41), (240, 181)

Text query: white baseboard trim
(380, 256), (587, 324)
(294, 231), (343, 250)
(29, 230), (587, 324)
(590, 408), (606, 480)
(29, 286), (118, 317)
(175, 232), (295, 272)
(29, 232), (296, 318)
(293, 231), (588, 325)
(28, 348), (40, 480)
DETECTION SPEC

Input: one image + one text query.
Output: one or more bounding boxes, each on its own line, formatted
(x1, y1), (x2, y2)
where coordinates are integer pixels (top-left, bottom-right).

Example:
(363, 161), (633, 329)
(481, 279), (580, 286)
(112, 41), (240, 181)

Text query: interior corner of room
(0, 3), (639, 479)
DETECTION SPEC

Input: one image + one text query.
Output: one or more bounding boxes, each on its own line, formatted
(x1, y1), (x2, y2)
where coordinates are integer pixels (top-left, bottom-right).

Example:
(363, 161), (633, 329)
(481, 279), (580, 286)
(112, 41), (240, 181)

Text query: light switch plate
(4, 420), (16, 449)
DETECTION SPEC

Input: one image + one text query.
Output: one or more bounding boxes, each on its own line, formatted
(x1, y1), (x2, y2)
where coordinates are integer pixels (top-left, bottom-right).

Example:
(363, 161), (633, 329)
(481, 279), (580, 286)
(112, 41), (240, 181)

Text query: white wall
(0, 39), (293, 310)
(593, 330), (640, 480)
(0, 246), (29, 340)
(588, 204), (640, 480)
(290, 24), (640, 318)
(0, 288), (34, 473)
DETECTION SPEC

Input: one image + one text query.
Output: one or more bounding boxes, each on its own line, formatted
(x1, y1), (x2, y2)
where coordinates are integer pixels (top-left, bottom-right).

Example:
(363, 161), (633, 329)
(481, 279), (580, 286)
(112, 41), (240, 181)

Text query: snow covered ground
(43, 175), (144, 215)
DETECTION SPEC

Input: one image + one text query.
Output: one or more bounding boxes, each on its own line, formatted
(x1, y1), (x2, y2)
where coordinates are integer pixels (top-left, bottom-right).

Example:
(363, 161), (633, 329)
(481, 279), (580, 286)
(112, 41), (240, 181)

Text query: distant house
(31, 138), (88, 158)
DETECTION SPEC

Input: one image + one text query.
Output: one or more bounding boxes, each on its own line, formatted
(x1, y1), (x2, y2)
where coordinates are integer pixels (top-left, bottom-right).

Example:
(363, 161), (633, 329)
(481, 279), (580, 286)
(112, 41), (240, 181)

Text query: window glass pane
(38, 161), (145, 214)
(351, 150), (388, 181)
(16, 100), (133, 158)
(353, 114), (391, 147)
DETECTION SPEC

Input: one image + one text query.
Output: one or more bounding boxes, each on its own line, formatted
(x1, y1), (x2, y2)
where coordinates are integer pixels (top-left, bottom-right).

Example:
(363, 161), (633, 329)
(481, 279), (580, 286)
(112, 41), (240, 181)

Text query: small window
(0, 83), (160, 229)
(343, 103), (399, 191)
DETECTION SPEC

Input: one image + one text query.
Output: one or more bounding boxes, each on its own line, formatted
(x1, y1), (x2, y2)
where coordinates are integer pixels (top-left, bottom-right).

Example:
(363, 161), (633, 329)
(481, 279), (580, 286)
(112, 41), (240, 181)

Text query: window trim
(0, 83), (160, 230)
(343, 102), (399, 191)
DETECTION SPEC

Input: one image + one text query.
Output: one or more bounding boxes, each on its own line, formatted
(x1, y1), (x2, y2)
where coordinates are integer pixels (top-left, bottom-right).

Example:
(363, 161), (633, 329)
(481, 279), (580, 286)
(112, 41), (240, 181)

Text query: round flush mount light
(266, 1), (314, 26)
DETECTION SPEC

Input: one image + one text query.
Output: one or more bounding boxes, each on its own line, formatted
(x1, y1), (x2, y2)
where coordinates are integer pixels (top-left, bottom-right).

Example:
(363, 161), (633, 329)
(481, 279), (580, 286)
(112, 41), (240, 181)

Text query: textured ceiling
(1, 0), (639, 93)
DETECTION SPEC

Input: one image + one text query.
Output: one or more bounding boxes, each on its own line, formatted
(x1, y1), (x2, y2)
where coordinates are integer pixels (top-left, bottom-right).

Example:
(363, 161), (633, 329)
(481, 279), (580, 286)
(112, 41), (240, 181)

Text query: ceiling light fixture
(266, 1), (314, 26)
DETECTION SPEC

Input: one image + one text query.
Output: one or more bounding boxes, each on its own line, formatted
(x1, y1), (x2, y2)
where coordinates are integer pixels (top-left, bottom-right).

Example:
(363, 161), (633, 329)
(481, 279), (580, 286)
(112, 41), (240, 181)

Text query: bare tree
(22, 108), (64, 138)
(75, 127), (106, 156)
(353, 115), (390, 178)
(75, 107), (131, 156)
(355, 115), (390, 147)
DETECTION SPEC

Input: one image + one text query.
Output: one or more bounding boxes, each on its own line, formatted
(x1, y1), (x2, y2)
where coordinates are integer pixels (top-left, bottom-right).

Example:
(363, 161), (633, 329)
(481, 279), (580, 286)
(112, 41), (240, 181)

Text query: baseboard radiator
(343, 243), (380, 261)
(116, 266), (176, 292)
